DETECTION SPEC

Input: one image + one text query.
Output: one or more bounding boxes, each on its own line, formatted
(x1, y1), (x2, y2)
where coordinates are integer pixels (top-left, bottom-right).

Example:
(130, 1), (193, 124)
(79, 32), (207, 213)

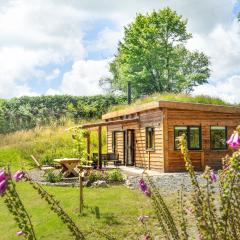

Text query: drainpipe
(127, 81), (132, 105)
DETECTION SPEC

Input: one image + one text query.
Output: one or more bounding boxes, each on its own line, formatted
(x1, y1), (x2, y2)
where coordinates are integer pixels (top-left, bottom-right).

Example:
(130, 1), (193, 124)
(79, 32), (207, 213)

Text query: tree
(102, 7), (210, 98)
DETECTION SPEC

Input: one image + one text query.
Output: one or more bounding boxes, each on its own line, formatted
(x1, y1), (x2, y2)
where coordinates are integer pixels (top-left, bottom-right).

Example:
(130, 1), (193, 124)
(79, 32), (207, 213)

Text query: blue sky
(0, 0), (240, 102)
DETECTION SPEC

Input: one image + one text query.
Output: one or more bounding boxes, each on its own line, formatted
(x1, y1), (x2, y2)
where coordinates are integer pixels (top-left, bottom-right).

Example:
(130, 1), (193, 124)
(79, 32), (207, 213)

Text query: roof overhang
(81, 117), (139, 129)
(102, 100), (240, 120)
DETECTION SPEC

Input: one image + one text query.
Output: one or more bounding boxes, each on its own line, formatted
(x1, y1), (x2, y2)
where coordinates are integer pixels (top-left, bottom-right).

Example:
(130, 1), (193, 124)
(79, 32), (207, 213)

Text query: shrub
(87, 171), (105, 186)
(45, 172), (62, 183)
(107, 169), (124, 182)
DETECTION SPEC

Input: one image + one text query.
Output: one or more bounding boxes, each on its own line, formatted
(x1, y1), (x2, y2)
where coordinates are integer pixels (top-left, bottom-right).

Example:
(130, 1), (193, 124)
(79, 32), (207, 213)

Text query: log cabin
(81, 100), (240, 172)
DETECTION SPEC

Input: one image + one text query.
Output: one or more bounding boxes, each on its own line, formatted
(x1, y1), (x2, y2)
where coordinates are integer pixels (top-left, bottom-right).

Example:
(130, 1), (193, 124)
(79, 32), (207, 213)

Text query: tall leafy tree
(102, 7), (210, 97)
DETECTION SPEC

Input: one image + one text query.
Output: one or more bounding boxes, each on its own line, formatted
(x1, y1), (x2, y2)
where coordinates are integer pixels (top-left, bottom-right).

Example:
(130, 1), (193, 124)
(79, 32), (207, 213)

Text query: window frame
(112, 131), (117, 153)
(174, 125), (202, 151)
(210, 126), (228, 150)
(145, 127), (155, 151)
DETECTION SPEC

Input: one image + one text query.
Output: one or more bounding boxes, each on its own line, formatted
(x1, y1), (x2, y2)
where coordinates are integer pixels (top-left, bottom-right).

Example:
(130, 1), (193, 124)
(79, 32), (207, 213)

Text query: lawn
(0, 183), (157, 240)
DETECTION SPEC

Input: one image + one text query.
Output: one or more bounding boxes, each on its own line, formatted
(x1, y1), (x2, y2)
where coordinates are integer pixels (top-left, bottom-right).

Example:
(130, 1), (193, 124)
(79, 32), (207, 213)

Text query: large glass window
(174, 126), (187, 149)
(189, 127), (201, 149)
(146, 127), (155, 150)
(210, 126), (227, 150)
(174, 126), (201, 150)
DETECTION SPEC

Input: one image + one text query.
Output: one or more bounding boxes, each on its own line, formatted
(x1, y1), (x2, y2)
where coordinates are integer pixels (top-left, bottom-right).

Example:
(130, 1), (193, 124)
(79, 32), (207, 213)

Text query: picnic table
(53, 158), (80, 177)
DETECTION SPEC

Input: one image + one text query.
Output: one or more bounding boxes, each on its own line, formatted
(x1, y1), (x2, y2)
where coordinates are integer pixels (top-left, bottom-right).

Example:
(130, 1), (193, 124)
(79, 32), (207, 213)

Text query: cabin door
(125, 130), (135, 166)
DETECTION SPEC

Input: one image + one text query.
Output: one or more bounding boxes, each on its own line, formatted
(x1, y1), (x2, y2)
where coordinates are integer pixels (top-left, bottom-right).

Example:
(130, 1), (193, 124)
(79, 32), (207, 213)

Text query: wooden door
(125, 130), (135, 166)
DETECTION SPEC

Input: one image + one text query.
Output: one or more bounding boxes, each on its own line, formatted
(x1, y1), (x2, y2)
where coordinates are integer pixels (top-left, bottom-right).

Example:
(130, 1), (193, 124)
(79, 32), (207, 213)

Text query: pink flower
(16, 231), (24, 236)
(0, 170), (6, 182)
(0, 179), (7, 195)
(138, 215), (149, 223)
(139, 178), (147, 192)
(144, 234), (151, 240)
(13, 170), (25, 182)
(210, 170), (217, 183)
(227, 131), (240, 149)
(139, 178), (151, 197)
(144, 189), (151, 197)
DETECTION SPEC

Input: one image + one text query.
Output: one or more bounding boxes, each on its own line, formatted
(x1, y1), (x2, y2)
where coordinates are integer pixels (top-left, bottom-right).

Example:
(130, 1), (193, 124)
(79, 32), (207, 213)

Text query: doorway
(125, 129), (135, 166)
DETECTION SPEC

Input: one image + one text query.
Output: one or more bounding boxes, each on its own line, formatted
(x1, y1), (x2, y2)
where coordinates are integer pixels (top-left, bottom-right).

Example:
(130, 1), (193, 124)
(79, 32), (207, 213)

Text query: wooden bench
(92, 153), (121, 167)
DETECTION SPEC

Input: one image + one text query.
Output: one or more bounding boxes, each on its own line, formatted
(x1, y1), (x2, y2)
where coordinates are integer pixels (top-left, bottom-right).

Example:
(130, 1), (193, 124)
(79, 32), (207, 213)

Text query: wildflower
(144, 189), (151, 197)
(0, 179), (7, 195)
(198, 233), (203, 240)
(0, 170), (6, 182)
(13, 170), (25, 182)
(227, 131), (240, 149)
(16, 231), (24, 236)
(139, 178), (151, 197)
(139, 178), (147, 192)
(185, 207), (194, 215)
(210, 170), (217, 183)
(144, 234), (151, 240)
(138, 215), (149, 223)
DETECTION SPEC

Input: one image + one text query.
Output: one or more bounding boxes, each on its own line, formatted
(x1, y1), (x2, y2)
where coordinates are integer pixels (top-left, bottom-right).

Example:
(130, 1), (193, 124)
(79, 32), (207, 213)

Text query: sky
(0, 0), (240, 103)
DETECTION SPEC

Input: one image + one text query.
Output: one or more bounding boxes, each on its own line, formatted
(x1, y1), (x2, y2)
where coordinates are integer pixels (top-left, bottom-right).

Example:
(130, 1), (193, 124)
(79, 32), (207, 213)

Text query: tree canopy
(0, 95), (125, 134)
(102, 7), (210, 98)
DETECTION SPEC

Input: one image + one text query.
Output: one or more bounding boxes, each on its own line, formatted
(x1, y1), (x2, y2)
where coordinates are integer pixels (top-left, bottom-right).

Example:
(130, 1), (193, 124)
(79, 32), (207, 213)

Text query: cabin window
(174, 126), (201, 150)
(146, 127), (155, 150)
(210, 126), (227, 150)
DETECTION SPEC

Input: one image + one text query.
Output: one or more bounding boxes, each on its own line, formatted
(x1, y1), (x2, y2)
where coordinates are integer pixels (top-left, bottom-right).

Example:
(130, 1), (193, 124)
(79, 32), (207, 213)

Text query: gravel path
(124, 172), (217, 192)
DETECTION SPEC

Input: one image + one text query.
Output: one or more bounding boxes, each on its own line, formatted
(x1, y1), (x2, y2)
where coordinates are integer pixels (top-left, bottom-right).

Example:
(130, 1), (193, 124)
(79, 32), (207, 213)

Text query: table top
(53, 158), (80, 164)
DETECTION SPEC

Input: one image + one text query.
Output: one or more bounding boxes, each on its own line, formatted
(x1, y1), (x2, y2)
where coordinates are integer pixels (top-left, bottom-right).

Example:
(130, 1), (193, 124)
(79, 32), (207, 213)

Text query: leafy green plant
(87, 171), (105, 186)
(107, 169), (124, 182)
(44, 172), (62, 183)
(138, 126), (240, 239)
(1, 169), (36, 239)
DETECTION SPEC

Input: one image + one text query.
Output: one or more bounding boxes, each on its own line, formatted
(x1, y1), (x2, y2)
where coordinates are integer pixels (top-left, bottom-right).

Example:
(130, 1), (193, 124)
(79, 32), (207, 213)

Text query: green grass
(109, 93), (236, 112)
(0, 123), (107, 171)
(0, 183), (156, 240)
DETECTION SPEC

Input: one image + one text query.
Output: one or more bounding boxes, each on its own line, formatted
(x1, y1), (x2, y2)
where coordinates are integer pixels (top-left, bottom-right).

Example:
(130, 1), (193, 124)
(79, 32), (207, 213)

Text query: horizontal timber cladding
(106, 109), (164, 171)
(165, 108), (240, 172)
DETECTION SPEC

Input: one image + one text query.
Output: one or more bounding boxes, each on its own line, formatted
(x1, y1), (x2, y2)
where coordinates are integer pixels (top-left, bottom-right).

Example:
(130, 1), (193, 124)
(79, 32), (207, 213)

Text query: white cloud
(187, 20), (240, 102)
(45, 69), (61, 82)
(54, 59), (111, 96)
(194, 75), (240, 103)
(0, 0), (239, 101)
(87, 27), (123, 55)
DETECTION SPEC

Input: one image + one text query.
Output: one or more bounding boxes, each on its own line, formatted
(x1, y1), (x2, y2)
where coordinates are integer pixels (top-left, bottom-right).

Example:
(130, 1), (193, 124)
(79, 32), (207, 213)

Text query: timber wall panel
(106, 109), (164, 171)
(166, 109), (240, 172)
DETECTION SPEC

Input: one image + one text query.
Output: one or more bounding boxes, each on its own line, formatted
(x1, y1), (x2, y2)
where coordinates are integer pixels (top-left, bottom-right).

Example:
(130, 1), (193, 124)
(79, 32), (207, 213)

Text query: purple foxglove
(13, 170), (25, 182)
(144, 234), (151, 240)
(0, 170), (5, 182)
(210, 170), (217, 183)
(139, 178), (147, 192)
(16, 231), (24, 236)
(227, 131), (240, 149)
(227, 133), (234, 145)
(144, 189), (151, 197)
(0, 179), (7, 195)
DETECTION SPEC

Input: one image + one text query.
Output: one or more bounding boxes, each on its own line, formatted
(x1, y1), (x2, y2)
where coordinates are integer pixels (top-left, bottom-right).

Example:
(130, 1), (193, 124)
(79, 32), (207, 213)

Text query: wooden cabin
(82, 100), (240, 172)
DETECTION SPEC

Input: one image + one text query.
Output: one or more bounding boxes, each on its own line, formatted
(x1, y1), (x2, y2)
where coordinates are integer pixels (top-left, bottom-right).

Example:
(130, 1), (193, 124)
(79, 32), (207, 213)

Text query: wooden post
(148, 151), (150, 170)
(86, 133), (90, 161)
(79, 168), (83, 213)
(98, 126), (102, 169)
(201, 151), (205, 170)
